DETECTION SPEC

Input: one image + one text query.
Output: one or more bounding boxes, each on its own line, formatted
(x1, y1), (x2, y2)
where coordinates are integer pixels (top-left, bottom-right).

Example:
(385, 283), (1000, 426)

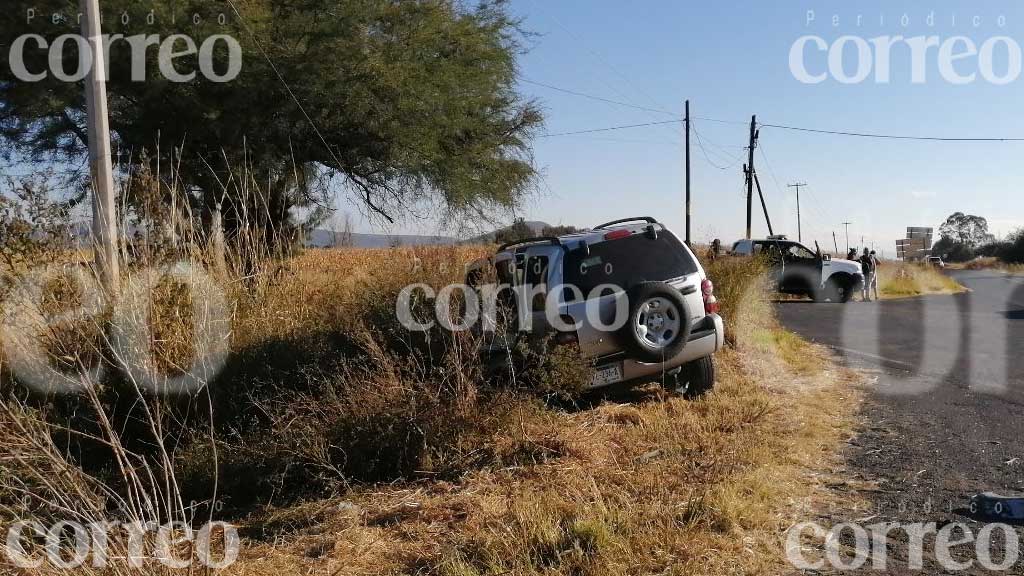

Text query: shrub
(702, 257), (767, 345)
(1000, 230), (1024, 263)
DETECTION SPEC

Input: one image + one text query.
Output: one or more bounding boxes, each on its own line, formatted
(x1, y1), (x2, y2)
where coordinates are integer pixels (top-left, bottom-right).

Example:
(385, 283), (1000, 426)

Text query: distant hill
(308, 220), (556, 248)
(68, 221), (563, 249)
(462, 220), (551, 245)
(305, 229), (457, 249)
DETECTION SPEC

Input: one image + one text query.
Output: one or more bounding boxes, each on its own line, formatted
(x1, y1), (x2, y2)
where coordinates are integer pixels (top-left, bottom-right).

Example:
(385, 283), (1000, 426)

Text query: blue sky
(353, 1), (1024, 255)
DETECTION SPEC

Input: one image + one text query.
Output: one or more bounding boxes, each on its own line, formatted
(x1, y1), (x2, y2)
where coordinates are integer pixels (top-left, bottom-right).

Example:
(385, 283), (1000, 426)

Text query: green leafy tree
(0, 0), (541, 247)
(0, 174), (77, 273)
(998, 229), (1024, 264)
(938, 212), (992, 248)
(932, 236), (975, 263)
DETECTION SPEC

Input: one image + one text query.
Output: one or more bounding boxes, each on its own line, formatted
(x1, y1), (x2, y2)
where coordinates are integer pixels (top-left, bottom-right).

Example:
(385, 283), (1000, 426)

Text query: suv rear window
(563, 232), (698, 295)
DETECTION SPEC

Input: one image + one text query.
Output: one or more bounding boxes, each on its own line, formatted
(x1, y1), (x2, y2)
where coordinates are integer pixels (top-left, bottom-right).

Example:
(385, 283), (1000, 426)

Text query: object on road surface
(466, 217), (725, 397)
(731, 237), (864, 303)
(970, 492), (1024, 520)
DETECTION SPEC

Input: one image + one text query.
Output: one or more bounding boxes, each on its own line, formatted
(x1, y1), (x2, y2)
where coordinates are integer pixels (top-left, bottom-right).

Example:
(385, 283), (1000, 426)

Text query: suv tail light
(603, 229), (632, 241)
(701, 278), (720, 314)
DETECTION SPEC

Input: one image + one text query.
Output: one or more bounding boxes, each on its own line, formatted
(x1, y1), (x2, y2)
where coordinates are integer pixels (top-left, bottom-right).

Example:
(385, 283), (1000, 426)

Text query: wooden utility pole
(745, 115), (757, 239)
(752, 172), (773, 237)
(787, 182), (806, 243)
(82, 0), (120, 293)
(684, 100), (691, 246)
(833, 231), (839, 254)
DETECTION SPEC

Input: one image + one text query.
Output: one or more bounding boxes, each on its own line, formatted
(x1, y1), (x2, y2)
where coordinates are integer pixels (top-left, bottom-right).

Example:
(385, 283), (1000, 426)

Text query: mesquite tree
(0, 0), (542, 250)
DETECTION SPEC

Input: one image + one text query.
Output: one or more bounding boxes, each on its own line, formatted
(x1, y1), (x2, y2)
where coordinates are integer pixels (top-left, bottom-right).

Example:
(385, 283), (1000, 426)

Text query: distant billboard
(896, 227), (934, 260)
(907, 227), (934, 239)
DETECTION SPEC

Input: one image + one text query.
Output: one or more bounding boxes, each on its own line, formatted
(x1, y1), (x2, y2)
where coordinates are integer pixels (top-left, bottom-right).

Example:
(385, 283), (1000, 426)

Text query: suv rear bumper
(587, 314), (725, 390)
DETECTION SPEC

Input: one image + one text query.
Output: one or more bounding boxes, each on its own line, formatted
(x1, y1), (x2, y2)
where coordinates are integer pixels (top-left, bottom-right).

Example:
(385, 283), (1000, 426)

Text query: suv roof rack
(593, 216), (659, 230)
(497, 236), (563, 253)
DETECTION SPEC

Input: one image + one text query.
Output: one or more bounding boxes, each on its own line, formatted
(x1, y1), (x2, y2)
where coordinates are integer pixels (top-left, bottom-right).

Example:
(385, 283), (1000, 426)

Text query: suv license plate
(592, 363), (623, 387)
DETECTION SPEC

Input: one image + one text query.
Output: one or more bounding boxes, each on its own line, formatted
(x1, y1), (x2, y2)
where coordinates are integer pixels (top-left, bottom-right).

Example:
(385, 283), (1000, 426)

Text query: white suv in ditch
(466, 217), (725, 397)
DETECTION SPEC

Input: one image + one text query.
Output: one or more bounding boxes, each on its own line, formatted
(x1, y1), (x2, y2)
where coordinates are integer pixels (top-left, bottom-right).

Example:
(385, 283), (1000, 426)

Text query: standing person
(860, 248), (880, 301)
(706, 238), (721, 262)
(868, 250), (880, 300)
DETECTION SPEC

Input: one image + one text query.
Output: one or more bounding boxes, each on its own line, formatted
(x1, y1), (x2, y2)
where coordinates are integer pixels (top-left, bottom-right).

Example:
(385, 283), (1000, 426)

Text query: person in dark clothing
(860, 248), (880, 301)
(706, 238), (722, 262)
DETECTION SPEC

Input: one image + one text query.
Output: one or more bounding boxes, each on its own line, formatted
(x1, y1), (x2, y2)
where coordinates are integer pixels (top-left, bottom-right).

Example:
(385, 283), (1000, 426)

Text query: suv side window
(785, 244), (815, 260)
(524, 254), (550, 311)
(496, 258), (516, 285)
(756, 241), (784, 263)
(525, 254), (549, 286)
(564, 232), (698, 296)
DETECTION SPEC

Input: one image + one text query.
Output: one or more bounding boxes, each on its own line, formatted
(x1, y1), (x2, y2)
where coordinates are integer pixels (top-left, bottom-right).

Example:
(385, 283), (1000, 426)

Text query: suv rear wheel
(620, 282), (692, 363)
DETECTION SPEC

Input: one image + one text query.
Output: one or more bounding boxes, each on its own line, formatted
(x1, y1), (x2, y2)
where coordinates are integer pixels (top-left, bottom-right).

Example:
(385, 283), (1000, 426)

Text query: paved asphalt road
(776, 270), (1024, 574)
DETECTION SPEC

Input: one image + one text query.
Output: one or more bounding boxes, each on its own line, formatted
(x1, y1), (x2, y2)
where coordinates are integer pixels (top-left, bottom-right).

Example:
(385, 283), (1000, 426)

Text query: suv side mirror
(821, 253), (831, 262)
(573, 241), (590, 257)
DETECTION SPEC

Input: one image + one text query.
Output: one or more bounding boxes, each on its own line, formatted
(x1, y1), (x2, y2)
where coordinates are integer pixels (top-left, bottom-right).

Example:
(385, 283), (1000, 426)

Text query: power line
(761, 123), (1024, 142)
(539, 114), (1024, 143)
(756, 145), (785, 198)
(692, 120), (746, 159)
(757, 142), (832, 243)
(804, 185), (837, 227)
(692, 129), (731, 170)
(692, 123), (742, 170)
(526, 0), (685, 145)
(561, 135), (683, 146)
(521, 79), (678, 116)
(693, 116), (750, 126)
(539, 119), (683, 138)
(759, 139), (837, 226)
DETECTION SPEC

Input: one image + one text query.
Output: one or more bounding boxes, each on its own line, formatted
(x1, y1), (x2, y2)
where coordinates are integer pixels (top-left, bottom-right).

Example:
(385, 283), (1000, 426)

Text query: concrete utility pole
(744, 115), (757, 239)
(787, 182), (806, 243)
(842, 222), (852, 253)
(81, 0), (120, 293)
(833, 231), (839, 254)
(684, 100), (691, 246)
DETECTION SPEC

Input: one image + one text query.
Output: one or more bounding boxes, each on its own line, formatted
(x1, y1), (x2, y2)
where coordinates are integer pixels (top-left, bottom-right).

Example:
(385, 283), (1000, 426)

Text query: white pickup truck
(731, 237), (864, 303)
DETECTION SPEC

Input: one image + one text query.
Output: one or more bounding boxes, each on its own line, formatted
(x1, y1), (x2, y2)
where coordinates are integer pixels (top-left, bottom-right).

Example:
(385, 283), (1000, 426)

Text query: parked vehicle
(465, 217), (725, 396)
(731, 236), (864, 302)
(928, 256), (946, 269)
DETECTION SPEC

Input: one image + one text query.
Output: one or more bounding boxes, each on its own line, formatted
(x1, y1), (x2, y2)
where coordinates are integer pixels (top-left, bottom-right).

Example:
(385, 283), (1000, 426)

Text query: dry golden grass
(956, 257), (1024, 274)
(877, 261), (964, 299)
(218, 252), (863, 576)
(0, 242), (864, 575)
(233, 245), (491, 348)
